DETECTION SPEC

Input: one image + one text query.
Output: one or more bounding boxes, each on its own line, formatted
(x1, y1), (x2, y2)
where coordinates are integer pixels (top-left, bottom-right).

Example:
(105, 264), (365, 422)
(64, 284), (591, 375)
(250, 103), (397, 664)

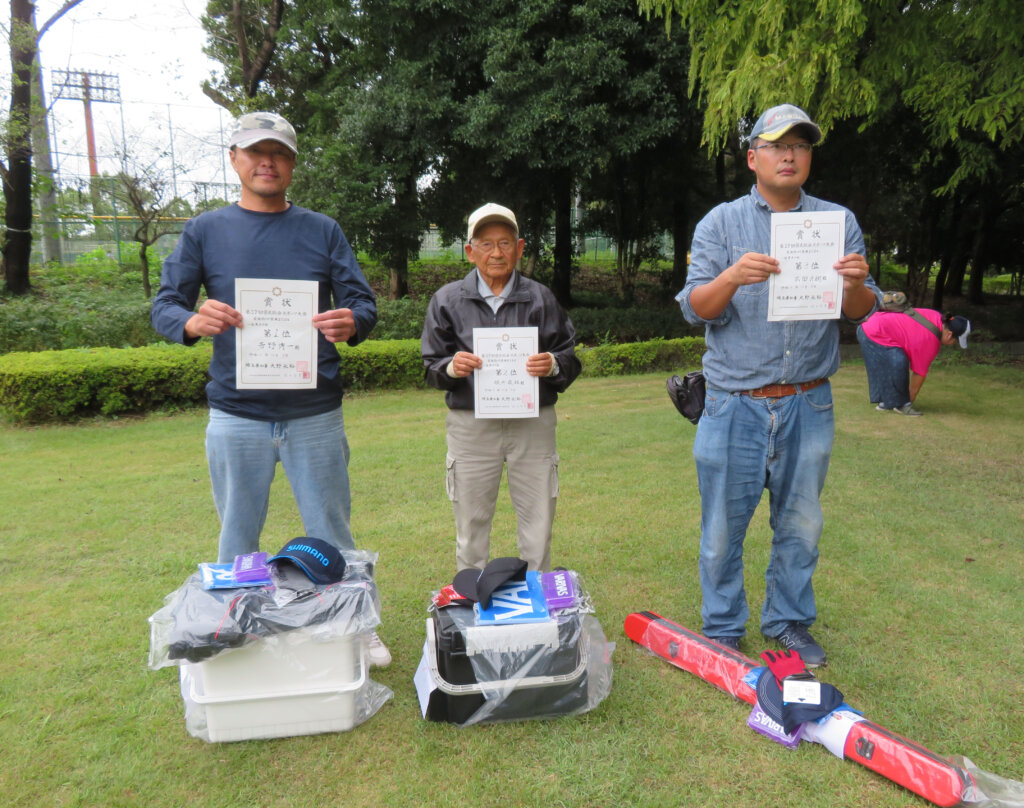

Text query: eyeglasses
(471, 239), (516, 253)
(752, 142), (813, 156)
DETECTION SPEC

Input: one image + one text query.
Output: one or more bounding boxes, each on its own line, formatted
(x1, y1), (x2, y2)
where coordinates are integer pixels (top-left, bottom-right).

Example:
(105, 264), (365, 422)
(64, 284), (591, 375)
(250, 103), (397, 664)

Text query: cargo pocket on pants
(550, 453), (560, 498)
(445, 454), (457, 502)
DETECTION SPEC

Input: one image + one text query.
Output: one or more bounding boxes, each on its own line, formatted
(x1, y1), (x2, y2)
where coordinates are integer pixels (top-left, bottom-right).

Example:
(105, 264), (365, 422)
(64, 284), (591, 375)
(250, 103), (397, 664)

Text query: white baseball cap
(467, 203), (518, 242)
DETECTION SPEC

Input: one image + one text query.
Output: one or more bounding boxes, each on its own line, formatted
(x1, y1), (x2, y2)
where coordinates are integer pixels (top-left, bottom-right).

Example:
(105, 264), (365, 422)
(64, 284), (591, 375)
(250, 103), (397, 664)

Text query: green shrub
(369, 300), (698, 344)
(371, 298), (429, 340)
(0, 295), (160, 354)
(569, 306), (698, 344)
(578, 337), (704, 377)
(0, 336), (708, 423)
(0, 343), (212, 423)
(339, 339), (425, 390)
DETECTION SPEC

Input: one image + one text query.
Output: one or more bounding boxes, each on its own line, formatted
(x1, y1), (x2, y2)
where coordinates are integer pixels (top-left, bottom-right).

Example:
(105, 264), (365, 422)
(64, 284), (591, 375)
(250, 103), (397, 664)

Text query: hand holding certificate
(472, 326), (540, 418)
(767, 211), (846, 321)
(234, 278), (319, 389)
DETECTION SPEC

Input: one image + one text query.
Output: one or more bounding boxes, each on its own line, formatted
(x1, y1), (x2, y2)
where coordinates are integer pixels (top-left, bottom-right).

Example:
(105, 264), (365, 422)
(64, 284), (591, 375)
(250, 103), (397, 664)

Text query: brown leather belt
(741, 378), (828, 398)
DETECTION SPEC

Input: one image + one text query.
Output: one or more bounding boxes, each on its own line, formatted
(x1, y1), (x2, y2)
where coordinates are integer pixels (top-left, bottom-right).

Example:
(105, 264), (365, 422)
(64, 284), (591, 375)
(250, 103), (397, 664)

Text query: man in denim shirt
(677, 104), (881, 666)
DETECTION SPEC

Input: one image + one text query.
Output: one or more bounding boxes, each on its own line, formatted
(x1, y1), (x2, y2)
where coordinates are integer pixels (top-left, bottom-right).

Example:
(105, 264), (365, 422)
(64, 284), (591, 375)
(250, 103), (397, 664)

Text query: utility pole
(51, 69), (122, 220)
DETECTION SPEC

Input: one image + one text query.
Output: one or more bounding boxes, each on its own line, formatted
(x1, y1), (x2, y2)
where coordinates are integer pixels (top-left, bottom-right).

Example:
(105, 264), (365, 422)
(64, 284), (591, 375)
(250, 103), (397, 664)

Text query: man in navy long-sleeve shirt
(151, 111), (390, 665)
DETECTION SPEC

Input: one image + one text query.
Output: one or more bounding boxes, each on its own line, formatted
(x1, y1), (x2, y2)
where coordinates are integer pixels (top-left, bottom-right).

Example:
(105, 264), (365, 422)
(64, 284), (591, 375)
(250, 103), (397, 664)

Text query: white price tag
(783, 678), (822, 705)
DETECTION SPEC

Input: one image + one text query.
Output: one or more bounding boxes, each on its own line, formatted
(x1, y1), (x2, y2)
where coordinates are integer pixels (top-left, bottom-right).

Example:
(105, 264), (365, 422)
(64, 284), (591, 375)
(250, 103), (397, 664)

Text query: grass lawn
(1, 363), (1021, 807)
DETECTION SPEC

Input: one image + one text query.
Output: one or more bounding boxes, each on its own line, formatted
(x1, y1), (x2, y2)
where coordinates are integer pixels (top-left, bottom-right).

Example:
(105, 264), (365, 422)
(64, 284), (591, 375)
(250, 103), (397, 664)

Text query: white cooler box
(180, 627), (367, 742)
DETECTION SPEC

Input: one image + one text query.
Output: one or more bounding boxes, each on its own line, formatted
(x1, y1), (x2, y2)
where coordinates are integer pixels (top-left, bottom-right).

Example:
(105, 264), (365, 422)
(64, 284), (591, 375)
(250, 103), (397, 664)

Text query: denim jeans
(692, 383), (834, 639)
(856, 325), (911, 409)
(206, 406), (354, 562)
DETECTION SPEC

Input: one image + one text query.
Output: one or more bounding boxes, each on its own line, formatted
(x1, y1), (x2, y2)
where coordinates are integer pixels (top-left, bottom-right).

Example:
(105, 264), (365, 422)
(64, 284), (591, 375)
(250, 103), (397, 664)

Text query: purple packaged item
(540, 570), (578, 610)
(747, 702), (804, 749)
(232, 552), (270, 583)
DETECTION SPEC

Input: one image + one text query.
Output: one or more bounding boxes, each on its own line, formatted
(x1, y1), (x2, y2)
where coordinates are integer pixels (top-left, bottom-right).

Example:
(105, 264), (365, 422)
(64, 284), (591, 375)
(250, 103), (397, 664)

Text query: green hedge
(0, 297), (696, 353)
(0, 337), (705, 424)
(577, 337), (704, 376)
(0, 296), (161, 353)
(569, 307), (699, 343)
(371, 299), (699, 344)
(0, 343), (213, 422)
(339, 338), (426, 391)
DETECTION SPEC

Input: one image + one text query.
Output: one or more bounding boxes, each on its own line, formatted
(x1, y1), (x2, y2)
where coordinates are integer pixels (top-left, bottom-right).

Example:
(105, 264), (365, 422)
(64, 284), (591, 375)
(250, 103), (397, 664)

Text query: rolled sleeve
(677, 210), (733, 327)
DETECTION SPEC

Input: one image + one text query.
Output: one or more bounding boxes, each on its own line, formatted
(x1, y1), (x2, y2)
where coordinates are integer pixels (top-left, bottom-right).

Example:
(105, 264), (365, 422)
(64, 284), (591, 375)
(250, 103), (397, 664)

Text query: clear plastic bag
(148, 550), (382, 669)
(149, 549), (392, 742)
(419, 572), (614, 726)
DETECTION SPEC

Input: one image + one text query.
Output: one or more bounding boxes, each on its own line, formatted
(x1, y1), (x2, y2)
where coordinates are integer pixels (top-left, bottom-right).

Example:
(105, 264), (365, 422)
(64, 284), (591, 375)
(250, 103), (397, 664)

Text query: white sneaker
(367, 631), (392, 668)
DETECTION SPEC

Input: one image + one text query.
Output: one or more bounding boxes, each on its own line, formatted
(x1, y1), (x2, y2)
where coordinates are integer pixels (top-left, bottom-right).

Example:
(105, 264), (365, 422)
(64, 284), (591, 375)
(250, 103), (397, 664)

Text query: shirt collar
(475, 268), (513, 303)
(750, 184), (807, 213)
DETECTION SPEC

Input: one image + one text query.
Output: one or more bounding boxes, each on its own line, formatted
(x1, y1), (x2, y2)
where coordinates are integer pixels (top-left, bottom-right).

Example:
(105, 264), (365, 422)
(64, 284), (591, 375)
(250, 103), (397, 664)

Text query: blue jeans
(856, 325), (910, 409)
(206, 406), (354, 562)
(692, 383), (834, 639)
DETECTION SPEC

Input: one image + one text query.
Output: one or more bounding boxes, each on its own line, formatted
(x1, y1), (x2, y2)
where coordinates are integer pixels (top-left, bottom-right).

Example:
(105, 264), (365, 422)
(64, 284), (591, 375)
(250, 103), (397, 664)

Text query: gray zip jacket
(421, 269), (581, 410)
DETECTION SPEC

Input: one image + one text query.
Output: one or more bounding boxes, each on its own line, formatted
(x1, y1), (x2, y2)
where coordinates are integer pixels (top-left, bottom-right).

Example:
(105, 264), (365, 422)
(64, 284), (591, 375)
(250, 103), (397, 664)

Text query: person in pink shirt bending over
(856, 307), (971, 416)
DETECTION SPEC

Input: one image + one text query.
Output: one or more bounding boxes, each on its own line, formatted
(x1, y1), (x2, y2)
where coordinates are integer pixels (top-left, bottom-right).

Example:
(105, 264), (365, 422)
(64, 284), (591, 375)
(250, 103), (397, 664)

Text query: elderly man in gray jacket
(422, 203), (581, 572)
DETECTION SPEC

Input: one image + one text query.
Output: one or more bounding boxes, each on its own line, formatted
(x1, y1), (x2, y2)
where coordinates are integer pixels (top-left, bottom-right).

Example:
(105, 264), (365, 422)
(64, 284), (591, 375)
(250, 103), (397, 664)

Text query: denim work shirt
(677, 186), (880, 392)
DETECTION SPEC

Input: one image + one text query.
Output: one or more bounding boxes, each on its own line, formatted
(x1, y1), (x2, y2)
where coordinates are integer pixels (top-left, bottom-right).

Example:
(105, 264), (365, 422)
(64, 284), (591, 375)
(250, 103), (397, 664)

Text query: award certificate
(472, 326), (540, 418)
(768, 211), (846, 321)
(234, 278), (319, 389)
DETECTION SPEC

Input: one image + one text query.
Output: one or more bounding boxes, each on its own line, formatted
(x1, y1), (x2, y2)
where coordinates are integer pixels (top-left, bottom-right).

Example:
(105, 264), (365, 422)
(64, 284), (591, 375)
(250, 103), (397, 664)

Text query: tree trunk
(2, 0), (37, 295)
(615, 239), (636, 304)
(550, 169), (573, 307)
(387, 178), (416, 300)
(388, 245), (408, 300)
(966, 199), (993, 305)
(669, 195), (690, 295)
(933, 198), (957, 310)
(944, 250), (969, 299)
(931, 260), (947, 311)
(32, 60), (62, 265)
(139, 243), (152, 299)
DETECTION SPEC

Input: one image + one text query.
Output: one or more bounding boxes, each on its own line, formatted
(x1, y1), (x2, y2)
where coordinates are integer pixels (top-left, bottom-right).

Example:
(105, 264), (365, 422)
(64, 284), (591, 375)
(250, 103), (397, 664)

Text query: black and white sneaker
(768, 623), (826, 667)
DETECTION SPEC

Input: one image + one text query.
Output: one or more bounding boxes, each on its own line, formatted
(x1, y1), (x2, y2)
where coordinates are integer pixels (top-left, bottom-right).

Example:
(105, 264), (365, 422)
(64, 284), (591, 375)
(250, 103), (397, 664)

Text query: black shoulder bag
(666, 371), (706, 425)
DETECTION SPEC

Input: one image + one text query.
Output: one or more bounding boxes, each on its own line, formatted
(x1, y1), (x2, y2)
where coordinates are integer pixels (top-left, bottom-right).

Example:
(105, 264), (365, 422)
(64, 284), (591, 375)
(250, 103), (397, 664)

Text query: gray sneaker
(767, 623), (826, 667)
(893, 403), (923, 416)
(703, 634), (740, 652)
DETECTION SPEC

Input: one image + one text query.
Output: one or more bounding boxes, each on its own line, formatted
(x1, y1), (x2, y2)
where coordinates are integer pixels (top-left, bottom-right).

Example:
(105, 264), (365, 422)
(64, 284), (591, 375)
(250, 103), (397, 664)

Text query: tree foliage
(636, 0), (1024, 176)
(201, 0), (285, 104)
(638, 0), (1024, 304)
(196, 0), (1024, 309)
(201, 0), (712, 305)
(2, 0), (85, 295)
(202, 0), (476, 299)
